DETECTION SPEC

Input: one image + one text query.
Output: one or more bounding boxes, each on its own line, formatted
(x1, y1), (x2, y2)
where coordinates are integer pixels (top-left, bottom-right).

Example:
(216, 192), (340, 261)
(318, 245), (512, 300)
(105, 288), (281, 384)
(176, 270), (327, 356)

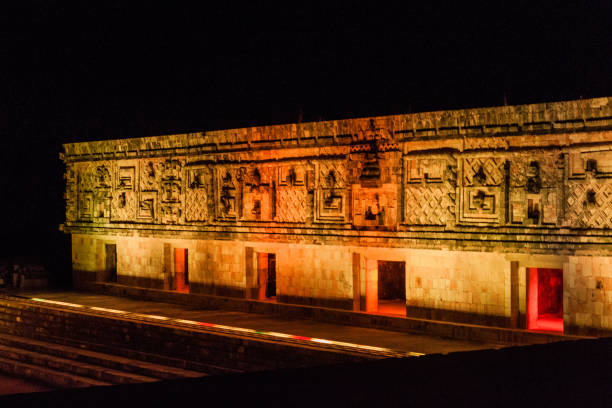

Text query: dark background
(2, 2), (611, 285)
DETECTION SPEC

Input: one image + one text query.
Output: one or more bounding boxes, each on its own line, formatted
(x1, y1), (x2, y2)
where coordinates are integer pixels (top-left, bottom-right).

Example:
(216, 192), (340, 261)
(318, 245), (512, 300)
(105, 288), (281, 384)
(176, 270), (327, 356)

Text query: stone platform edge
(83, 282), (596, 345)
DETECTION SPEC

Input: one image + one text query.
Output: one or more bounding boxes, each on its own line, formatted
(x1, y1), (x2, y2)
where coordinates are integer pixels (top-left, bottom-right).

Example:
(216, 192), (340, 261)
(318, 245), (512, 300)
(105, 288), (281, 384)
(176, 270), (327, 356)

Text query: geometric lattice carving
(185, 189), (208, 222)
(276, 188), (308, 223)
(566, 181), (612, 228)
(404, 185), (452, 225)
(463, 157), (506, 186)
(319, 161), (347, 188)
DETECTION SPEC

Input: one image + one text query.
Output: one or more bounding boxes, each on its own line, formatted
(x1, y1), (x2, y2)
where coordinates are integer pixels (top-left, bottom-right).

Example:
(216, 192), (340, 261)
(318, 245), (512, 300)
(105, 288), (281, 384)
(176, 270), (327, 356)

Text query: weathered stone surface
(61, 97), (612, 333)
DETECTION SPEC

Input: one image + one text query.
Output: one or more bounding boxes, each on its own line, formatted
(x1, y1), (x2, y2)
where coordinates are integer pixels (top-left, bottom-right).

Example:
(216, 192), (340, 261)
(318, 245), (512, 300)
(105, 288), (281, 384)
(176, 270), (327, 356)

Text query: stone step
(0, 296), (369, 372)
(0, 355), (111, 389)
(0, 332), (207, 381)
(0, 316), (242, 376)
(0, 343), (158, 385)
(40, 333), (242, 376)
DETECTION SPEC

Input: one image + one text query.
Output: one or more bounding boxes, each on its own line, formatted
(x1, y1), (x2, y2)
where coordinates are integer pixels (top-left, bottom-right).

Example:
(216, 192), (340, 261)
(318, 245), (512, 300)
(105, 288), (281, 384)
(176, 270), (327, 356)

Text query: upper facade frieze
(61, 97), (612, 162)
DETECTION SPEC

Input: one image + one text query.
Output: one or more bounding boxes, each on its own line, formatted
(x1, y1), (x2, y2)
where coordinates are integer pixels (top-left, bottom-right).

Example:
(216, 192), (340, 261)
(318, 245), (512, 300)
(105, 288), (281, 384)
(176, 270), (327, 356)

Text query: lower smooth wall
(70, 233), (612, 333)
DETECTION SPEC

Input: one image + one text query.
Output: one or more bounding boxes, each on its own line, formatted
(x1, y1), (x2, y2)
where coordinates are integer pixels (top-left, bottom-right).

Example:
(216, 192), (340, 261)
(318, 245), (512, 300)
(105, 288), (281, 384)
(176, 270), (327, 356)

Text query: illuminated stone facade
(62, 97), (612, 334)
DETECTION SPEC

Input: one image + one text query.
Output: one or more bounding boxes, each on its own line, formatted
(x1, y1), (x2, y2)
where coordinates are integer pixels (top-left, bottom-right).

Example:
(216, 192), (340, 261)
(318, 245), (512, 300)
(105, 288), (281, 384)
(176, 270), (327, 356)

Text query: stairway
(0, 293), (372, 390)
(0, 332), (207, 389)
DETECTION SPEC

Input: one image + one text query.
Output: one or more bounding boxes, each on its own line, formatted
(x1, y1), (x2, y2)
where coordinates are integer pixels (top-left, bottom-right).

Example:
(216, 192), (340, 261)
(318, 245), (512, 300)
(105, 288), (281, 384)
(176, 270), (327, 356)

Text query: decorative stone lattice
(405, 185), (453, 225)
(185, 189), (208, 222)
(276, 188), (308, 223)
(566, 181), (612, 228)
(463, 157), (505, 186)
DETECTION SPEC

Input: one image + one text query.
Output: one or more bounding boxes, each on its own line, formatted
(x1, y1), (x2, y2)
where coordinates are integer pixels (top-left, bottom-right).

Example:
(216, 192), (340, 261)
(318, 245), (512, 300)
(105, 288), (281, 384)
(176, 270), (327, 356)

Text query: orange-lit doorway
(527, 268), (563, 332)
(377, 261), (406, 315)
(257, 253), (276, 300)
(174, 248), (189, 293)
(364, 259), (406, 315)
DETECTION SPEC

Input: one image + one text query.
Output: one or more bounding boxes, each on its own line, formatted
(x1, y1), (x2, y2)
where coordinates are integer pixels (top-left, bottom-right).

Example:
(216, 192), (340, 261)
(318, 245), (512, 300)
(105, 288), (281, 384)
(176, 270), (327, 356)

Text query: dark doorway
(104, 244), (117, 282)
(377, 260), (405, 315)
(258, 253), (276, 300)
(174, 248), (189, 293)
(266, 254), (276, 298)
(528, 268), (563, 332)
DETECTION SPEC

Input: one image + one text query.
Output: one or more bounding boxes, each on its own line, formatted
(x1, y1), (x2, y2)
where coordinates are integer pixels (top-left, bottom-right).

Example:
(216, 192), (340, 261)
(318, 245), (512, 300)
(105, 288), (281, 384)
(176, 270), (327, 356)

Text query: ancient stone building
(61, 97), (612, 335)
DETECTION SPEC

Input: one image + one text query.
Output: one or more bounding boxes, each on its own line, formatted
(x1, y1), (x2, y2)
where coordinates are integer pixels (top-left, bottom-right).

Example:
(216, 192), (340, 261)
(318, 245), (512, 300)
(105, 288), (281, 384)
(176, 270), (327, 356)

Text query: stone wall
(62, 97), (612, 331)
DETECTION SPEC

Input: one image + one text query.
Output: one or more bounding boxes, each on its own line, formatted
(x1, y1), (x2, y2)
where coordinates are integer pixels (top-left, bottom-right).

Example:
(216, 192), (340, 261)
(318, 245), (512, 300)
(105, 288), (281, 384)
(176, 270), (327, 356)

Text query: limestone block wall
(275, 244), (354, 309)
(116, 237), (165, 289)
(565, 256), (612, 333)
(72, 233), (116, 285)
(191, 240), (245, 297)
(404, 249), (510, 326)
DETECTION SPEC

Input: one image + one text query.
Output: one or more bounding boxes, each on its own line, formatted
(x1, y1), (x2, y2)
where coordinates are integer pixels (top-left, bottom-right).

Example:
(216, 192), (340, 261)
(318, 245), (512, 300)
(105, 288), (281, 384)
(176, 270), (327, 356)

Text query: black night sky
(2, 2), (611, 283)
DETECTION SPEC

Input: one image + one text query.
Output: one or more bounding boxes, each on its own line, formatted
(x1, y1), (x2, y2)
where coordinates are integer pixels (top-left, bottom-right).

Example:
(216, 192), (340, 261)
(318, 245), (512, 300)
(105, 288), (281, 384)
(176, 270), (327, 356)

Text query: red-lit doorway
(527, 268), (563, 332)
(174, 248), (189, 293)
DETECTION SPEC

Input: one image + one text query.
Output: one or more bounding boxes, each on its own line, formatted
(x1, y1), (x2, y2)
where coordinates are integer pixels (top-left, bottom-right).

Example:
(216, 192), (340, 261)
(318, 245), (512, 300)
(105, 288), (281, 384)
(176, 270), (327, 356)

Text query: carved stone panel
(76, 162), (112, 223)
(569, 151), (612, 179)
(111, 161), (137, 222)
(508, 153), (561, 226)
(405, 185), (454, 225)
(158, 159), (183, 224)
(64, 164), (77, 222)
(459, 157), (506, 225)
(463, 157), (505, 187)
(566, 181), (612, 228)
(459, 186), (502, 224)
(352, 184), (397, 227)
(185, 167), (210, 222)
(140, 159), (161, 191)
(403, 156), (457, 226)
(215, 167), (239, 220)
(241, 166), (274, 221)
(276, 164), (310, 223)
(137, 191), (157, 222)
(405, 159), (445, 183)
(315, 161), (348, 223)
